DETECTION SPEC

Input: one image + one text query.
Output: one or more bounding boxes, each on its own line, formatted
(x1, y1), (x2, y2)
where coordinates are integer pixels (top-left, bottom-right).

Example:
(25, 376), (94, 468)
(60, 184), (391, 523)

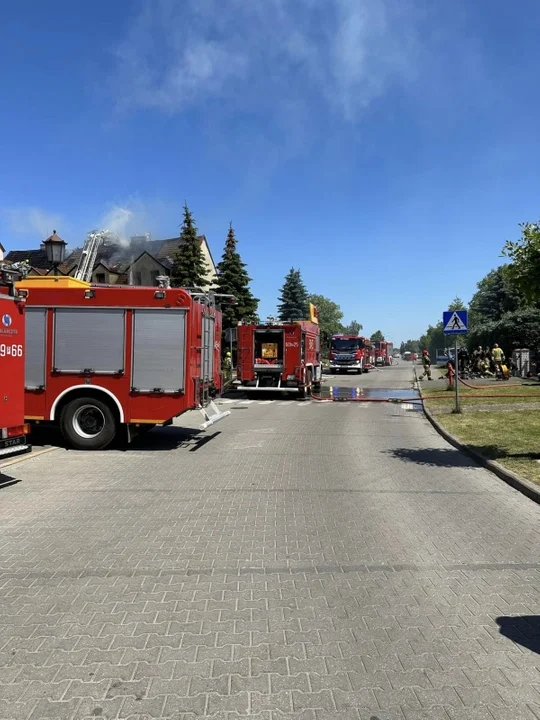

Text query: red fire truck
(330, 334), (371, 374)
(374, 340), (394, 366)
(0, 262), (31, 460)
(236, 319), (322, 397)
(16, 276), (229, 450)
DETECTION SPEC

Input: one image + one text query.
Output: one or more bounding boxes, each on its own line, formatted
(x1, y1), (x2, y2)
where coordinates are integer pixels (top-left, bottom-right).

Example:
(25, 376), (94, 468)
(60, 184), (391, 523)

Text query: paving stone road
(1, 363), (539, 720)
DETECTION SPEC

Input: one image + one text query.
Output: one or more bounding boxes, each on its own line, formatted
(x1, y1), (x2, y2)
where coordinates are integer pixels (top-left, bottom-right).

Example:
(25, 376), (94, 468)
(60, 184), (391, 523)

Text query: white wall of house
(200, 239), (216, 290)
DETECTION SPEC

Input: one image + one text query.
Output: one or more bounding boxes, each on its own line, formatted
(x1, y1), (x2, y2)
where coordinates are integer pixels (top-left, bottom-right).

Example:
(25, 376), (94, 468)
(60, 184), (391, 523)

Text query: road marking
(259, 400), (274, 405)
(238, 400), (255, 405)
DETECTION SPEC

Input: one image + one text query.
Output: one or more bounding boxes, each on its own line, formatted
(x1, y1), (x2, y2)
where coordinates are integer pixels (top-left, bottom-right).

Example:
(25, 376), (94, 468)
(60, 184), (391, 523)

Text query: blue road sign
(443, 310), (468, 334)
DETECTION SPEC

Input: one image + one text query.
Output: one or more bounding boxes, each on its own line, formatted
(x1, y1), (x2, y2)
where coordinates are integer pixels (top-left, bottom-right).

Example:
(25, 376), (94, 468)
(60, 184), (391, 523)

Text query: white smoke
(98, 206), (134, 247)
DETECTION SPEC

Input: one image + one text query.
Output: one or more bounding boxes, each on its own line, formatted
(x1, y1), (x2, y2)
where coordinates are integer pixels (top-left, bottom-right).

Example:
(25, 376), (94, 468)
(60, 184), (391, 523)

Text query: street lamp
(43, 230), (67, 275)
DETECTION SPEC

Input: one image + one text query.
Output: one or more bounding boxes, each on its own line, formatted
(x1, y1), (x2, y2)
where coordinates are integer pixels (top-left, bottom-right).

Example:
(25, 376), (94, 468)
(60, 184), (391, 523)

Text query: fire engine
(0, 261), (31, 460)
(374, 340), (394, 366)
(329, 334), (370, 374)
(236, 306), (322, 396)
(16, 276), (229, 450)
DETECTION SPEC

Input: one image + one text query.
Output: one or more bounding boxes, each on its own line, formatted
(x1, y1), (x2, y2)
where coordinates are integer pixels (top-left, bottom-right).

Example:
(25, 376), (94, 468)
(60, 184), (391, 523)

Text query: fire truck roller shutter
(132, 309), (187, 392)
(25, 308), (47, 389)
(54, 308), (125, 373)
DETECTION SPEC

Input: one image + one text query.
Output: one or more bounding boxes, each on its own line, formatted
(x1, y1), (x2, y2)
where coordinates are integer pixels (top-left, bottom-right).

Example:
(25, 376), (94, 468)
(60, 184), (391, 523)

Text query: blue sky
(2, 0), (540, 344)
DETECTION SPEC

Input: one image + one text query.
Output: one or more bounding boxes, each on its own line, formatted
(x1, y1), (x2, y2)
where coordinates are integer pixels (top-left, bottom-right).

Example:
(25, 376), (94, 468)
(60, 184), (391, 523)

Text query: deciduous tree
(308, 294), (344, 339)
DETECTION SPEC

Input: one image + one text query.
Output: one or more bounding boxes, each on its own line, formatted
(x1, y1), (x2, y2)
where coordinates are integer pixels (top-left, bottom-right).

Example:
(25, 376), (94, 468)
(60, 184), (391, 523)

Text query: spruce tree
(277, 268), (309, 321)
(215, 224), (259, 328)
(170, 202), (208, 288)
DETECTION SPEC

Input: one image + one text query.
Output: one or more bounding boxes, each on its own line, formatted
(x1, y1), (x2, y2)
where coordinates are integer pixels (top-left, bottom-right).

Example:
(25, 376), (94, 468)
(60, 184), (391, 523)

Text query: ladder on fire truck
(74, 230), (110, 283)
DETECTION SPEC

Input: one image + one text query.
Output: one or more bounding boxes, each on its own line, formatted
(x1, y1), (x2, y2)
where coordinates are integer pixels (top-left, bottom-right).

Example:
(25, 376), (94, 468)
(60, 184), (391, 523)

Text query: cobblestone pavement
(1, 364), (540, 720)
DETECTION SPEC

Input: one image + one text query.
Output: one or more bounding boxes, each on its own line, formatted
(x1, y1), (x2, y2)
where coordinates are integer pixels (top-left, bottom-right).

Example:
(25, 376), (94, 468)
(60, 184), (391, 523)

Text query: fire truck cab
(0, 262), (31, 460)
(17, 276), (229, 450)
(236, 320), (322, 397)
(330, 334), (368, 374)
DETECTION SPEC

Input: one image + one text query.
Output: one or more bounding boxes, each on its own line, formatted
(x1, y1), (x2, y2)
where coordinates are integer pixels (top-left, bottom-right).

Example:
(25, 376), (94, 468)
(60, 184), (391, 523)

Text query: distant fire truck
(16, 276), (229, 450)
(236, 306), (322, 396)
(374, 340), (394, 366)
(0, 261), (31, 460)
(330, 334), (370, 374)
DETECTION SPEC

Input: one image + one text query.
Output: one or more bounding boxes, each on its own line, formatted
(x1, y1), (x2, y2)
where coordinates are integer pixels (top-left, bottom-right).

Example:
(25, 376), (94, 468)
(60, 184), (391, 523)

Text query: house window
(96, 273), (106, 283)
(150, 270), (160, 286)
(134, 271), (142, 285)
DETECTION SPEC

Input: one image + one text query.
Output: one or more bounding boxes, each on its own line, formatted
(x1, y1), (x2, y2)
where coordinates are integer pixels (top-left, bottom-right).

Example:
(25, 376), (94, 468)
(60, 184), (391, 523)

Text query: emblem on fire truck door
(2, 314), (12, 327)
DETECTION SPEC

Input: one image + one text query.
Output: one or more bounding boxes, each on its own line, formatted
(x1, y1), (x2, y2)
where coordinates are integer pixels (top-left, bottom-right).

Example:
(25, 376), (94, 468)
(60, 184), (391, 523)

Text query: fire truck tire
(60, 396), (117, 450)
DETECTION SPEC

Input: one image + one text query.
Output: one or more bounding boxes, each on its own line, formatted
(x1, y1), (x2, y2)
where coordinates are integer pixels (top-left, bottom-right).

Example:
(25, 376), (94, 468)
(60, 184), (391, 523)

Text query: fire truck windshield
(331, 338), (365, 352)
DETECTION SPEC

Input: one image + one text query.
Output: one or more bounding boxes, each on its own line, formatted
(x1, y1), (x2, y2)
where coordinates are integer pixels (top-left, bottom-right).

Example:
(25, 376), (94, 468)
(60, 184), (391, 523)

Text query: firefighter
(473, 345), (484, 375)
(419, 349), (433, 380)
(491, 343), (505, 376)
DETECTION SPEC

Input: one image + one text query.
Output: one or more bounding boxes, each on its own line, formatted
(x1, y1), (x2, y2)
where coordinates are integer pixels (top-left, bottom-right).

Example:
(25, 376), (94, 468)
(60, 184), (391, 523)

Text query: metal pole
(455, 337), (460, 413)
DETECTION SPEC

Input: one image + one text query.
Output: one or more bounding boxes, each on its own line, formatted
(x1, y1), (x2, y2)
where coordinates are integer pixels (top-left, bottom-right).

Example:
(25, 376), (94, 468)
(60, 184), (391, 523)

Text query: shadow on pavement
(126, 427), (221, 452)
(497, 616), (540, 654)
(0, 472), (18, 489)
(385, 447), (480, 468)
(29, 424), (221, 453)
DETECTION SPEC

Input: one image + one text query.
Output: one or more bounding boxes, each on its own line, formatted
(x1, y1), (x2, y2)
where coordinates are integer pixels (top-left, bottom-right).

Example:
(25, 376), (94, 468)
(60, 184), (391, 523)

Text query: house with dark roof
(5, 232), (217, 289)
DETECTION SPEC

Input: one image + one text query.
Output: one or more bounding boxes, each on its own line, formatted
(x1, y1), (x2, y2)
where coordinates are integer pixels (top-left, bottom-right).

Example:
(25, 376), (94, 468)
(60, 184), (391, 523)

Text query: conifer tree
(170, 202), (208, 288)
(214, 224), (259, 328)
(277, 268), (309, 321)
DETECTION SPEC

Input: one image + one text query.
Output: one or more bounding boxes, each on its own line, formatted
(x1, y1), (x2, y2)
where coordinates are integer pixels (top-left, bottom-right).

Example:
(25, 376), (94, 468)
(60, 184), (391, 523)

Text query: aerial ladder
(74, 230), (111, 282)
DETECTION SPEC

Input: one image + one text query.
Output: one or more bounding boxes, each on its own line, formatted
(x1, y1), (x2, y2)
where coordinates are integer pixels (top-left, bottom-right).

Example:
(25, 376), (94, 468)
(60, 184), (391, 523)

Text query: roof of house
(6, 233), (214, 276)
(5, 249), (55, 269)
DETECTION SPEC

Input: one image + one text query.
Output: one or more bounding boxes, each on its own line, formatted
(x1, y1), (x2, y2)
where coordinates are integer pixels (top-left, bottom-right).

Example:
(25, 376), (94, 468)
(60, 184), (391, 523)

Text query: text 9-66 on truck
(0, 261), (31, 461)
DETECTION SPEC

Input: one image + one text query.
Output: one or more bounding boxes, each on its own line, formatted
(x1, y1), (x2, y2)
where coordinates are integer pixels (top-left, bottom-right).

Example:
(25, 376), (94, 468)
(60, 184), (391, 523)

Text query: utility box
(512, 348), (530, 377)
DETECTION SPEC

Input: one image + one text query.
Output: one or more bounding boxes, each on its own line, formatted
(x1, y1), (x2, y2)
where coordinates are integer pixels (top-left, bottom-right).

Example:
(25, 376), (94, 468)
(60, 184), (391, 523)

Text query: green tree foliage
(370, 330), (385, 342)
(449, 296), (466, 310)
(171, 202), (208, 288)
(467, 264), (540, 353)
(277, 268), (309, 321)
(308, 294), (345, 340)
(503, 221), (540, 302)
(344, 320), (362, 335)
(400, 340), (420, 354)
(419, 323), (445, 357)
(214, 224), (259, 329)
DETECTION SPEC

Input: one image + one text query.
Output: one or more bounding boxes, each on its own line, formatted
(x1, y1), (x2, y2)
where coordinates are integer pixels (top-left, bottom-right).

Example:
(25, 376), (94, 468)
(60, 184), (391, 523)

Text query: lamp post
(43, 231), (67, 275)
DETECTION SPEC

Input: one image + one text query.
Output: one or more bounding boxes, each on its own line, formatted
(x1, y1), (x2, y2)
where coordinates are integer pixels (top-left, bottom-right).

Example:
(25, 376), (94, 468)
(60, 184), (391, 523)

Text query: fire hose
(309, 389), (540, 403)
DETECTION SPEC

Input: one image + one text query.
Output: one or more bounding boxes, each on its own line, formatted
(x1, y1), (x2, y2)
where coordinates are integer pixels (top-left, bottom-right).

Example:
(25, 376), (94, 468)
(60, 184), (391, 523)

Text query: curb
(0, 445), (59, 471)
(414, 366), (540, 505)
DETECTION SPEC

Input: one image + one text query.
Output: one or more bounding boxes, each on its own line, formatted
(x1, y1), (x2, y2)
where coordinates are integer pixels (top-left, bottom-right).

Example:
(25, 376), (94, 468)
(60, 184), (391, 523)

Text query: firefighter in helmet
(419, 349), (433, 381)
(491, 343), (504, 375)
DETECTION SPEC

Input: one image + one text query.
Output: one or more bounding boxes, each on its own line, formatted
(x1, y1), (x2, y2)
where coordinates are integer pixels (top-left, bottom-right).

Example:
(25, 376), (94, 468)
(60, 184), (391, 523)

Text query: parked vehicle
(374, 340), (393, 366)
(17, 276), (229, 450)
(330, 334), (369, 374)
(0, 261), (31, 460)
(236, 320), (322, 396)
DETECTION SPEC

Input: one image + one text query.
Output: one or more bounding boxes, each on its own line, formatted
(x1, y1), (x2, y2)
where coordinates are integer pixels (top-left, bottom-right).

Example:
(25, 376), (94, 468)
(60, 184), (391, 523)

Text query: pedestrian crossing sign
(443, 310), (468, 334)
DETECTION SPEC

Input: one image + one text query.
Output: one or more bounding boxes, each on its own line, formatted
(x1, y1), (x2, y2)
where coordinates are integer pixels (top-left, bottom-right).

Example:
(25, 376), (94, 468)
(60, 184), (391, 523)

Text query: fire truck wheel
(60, 396), (117, 450)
